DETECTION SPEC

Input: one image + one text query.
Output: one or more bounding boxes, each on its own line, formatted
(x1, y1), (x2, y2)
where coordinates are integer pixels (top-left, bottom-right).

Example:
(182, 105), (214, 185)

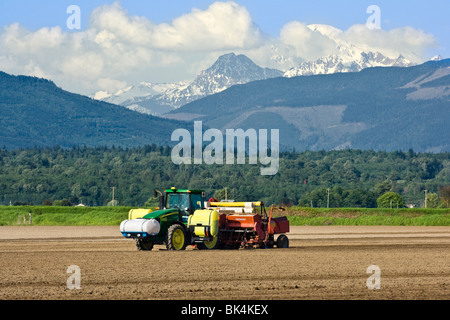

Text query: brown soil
(0, 226), (449, 300)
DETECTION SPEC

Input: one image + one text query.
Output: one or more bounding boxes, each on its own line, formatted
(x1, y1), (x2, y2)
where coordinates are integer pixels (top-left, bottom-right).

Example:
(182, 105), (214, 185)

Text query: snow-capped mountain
(114, 53), (283, 115)
(94, 43), (420, 115)
(92, 82), (189, 107)
(284, 48), (415, 77)
(92, 23), (434, 115)
(430, 54), (443, 61)
(283, 24), (416, 77)
(156, 53), (283, 107)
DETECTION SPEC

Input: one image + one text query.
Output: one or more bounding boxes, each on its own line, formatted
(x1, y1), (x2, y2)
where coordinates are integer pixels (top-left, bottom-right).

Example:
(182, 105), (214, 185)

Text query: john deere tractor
(120, 187), (290, 251)
(120, 188), (218, 251)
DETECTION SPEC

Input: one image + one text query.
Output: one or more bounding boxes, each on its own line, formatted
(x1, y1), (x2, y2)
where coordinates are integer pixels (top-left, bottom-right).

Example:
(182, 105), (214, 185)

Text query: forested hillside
(168, 59), (450, 152)
(0, 146), (448, 208)
(0, 72), (190, 149)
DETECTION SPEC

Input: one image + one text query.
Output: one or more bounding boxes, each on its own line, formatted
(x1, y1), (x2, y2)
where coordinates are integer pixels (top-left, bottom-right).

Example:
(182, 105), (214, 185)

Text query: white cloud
(88, 1), (262, 51)
(276, 22), (437, 64)
(61, 52), (105, 79)
(97, 77), (128, 93)
(1, 23), (67, 53)
(0, 1), (264, 95)
(151, 1), (262, 50)
(89, 2), (155, 46)
(279, 22), (339, 61)
(0, 1), (439, 96)
(341, 24), (437, 61)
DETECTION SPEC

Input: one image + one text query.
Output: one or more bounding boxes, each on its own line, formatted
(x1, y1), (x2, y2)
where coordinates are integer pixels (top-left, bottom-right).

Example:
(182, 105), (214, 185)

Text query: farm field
(0, 226), (449, 300)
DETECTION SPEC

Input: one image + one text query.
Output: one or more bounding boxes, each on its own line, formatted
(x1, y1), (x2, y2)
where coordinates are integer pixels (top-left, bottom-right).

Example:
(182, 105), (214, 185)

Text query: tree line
(0, 145), (448, 208)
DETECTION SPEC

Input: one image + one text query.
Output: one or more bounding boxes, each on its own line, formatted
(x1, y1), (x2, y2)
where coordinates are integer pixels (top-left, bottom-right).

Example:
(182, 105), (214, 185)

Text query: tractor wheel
(166, 224), (187, 251)
(135, 238), (154, 251)
(197, 234), (221, 250)
(276, 234), (289, 248)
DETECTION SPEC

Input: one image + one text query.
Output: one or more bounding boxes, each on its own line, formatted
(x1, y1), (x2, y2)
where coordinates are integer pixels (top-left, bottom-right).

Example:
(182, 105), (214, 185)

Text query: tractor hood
(143, 208), (179, 221)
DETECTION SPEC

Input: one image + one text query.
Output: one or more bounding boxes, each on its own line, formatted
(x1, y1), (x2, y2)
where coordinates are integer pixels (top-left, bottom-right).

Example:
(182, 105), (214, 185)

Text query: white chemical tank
(120, 219), (160, 236)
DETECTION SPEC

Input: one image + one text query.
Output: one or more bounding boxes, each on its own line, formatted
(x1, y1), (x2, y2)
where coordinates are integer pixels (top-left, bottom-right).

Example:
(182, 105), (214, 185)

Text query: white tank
(120, 219), (160, 236)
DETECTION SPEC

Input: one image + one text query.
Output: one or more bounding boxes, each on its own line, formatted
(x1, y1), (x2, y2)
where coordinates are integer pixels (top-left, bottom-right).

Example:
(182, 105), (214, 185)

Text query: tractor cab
(159, 187), (205, 222)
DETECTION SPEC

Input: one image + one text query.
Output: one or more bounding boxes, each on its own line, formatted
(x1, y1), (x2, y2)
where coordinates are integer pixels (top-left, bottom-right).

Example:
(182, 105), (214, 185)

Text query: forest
(0, 145), (448, 208)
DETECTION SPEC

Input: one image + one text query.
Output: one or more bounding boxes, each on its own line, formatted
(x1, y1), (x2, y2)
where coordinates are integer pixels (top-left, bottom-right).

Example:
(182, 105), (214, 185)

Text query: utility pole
(424, 190), (428, 209)
(327, 188), (330, 209)
(111, 187), (116, 206)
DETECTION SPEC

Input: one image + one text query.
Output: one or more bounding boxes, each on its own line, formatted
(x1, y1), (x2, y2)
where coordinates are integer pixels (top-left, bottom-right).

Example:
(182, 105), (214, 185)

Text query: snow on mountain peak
(94, 50), (419, 116)
(431, 54), (443, 61)
(284, 50), (416, 78)
(138, 52), (283, 111)
(93, 91), (111, 100)
(307, 24), (343, 39)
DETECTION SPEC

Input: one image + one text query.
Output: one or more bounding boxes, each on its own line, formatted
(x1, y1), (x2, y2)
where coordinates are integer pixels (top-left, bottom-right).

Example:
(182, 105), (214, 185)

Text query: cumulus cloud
(152, 1), (262, 50)
(276, 22), (437, 64)
(0, 1), (439, 96)
(279, 22), (339, 61)
(88, 1), (262, 51)
(0, 1), (265, 95)
(341, 24), (437, 60)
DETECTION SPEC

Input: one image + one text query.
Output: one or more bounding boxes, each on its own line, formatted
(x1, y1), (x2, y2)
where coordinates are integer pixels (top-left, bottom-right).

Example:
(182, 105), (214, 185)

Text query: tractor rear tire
(166, 224), (187, 251)
(276, 234), (289, 248)
(136, 238), (154, 251)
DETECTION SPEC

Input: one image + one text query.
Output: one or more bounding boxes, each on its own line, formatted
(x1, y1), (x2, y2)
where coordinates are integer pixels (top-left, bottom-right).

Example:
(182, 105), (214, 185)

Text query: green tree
(373, 181), (392, 198)
(107, 200), (119, 207)
(425, 193), (439, 208)
(53, 199), (71, 207)
(377, 192), (404, 208)
(439, 186), (450, 208)
(144, 197), (159, 208)
(214, 188), (237, 201)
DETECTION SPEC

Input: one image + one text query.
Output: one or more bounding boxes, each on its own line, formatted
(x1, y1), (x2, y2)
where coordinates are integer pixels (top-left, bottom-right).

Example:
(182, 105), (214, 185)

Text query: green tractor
(121, 187), (290, 251)
(120, 188), (216, 251)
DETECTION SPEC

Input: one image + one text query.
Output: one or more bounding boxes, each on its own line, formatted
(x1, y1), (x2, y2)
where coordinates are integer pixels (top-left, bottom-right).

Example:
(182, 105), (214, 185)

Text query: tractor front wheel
(136, 238), (154, 251)
(166, 224), (187, 251)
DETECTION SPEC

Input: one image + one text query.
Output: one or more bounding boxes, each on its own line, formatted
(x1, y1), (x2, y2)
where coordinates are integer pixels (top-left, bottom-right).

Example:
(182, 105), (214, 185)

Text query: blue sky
(0, 1), (447, 94)
(1, 0), (448, 50)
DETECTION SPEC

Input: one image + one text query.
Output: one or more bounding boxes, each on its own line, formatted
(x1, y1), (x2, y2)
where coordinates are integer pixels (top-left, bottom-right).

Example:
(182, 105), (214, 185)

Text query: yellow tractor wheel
(166, 224), (187, 251)
(197, 234), (221, 250)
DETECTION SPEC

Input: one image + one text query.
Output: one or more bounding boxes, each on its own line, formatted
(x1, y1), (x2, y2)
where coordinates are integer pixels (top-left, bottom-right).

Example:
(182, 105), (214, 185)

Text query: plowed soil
(0, 226), (449, 300)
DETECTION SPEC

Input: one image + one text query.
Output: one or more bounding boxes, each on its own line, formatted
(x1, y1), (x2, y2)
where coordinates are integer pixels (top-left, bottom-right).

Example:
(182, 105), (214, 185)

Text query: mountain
(431, 54), (443, 62)
(165, 59), (450, 152)
(97, 53), (283, 116)
(96, 48), (417, 116)
(0, 71), (191, 150)
(156, 53), (283, 107)
(92, 81), (189, 115)
(284, 51), (415, 77)
(284, 25), (416, 77)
